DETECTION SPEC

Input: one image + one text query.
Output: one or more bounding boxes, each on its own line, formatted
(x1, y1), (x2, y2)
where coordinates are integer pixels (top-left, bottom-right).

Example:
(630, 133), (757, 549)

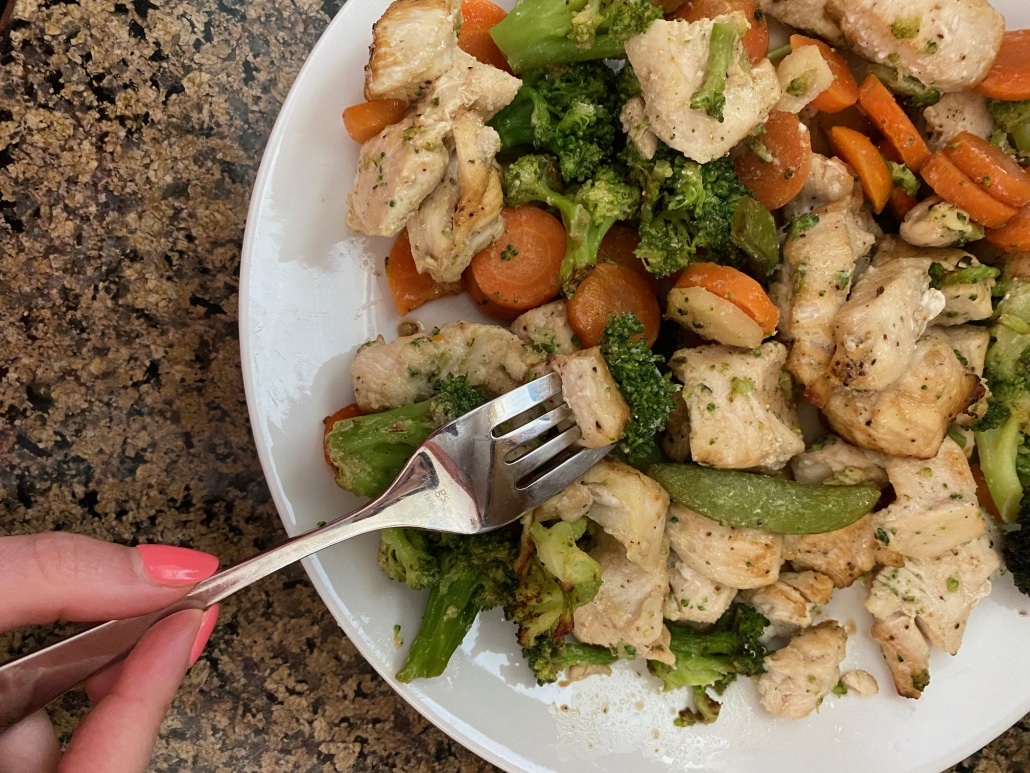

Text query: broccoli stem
(977, 418), (1025, 523)
(690, 22), (738, 122)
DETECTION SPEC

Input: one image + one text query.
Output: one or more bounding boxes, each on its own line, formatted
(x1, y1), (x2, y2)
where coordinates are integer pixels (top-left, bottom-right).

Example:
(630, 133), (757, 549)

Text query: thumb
(0, 533), (219, 630)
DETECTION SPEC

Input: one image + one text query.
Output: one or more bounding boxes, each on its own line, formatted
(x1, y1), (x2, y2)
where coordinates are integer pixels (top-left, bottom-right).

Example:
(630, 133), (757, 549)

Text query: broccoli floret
(378, 528), (440, 590)
(625, 141), (778, 278)
(393, 528), (520, 682)
(987, 98), (1030, 156)
(504, 153), (640, 294)
(324, 374), (487, 498)
(522, 636), (620, 684)
(887, 160), (921, 197)
(689, 22), (738, 122)
(599, 312), (679, 464)
(865, 63), (941, 106)
(1004, 492), (1030, 597)
(648, 604), (769, 726)
(974, 281), (1030, 523)
(489, 0), (662, 74)
(490, 62), (621, 183)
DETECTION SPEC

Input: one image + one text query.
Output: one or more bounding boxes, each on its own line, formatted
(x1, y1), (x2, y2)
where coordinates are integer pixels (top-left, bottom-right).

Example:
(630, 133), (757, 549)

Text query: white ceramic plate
(240, 4), (1030, 771)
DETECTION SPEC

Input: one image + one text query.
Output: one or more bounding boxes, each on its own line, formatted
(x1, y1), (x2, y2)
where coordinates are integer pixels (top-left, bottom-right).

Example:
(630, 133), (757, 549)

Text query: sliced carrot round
(986, 203), (1030, 253)
(674, 262), (778, 334)
(468, 205), (566, 312)
(567, 262), (661, 348)
(458, 0), (512, 72)
(943, 131), (1030, 209)
(789, 34), (859, 114)
(921, 151), (1019, 229)
(386, 230), (463, 316)
(342, 99), (409, 144)
(856, 73), (931, 171)
(975, 29), (1030, 101)
(827, 124), (892, 214)
(734, 110), (812, 211)
(669, 0), (769, 64)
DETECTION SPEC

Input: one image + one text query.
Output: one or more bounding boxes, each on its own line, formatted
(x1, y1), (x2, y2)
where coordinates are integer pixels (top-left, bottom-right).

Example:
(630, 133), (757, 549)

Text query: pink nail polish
(136, 544), (219, 586)
(189, 605), (219, 666)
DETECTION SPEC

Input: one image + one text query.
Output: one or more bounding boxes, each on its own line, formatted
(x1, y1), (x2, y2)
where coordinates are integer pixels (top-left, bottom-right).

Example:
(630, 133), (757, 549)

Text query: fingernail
(189, 605), (219, 666)
(136, 544), (219, 586)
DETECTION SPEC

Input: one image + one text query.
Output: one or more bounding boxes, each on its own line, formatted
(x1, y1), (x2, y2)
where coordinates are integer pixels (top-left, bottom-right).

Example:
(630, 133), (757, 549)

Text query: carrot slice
(323, 403), (364, 466)
(888, 186), (919, 221)
(458, 0), (511, 72)
(385, 230), (463, 316)
(465, 267), (523, 322)
(789, 34), (859, 114)
(468, 205), (566, 312)
(342, 99), (408, 144)
(921, 151), (1019, 229)
(827, 125), (892, 214)
(986, 203), (1030, 253)
(975, 29), (1030, 101)
(856, 73), (931, 171)
(674, 262), (779, 334)
(942, 131), (1030, 208)
(733, 110), (813, 210)
(670, 0), (769, 64)
(566, 262), (661, 348)
(597, 223), (662, 294)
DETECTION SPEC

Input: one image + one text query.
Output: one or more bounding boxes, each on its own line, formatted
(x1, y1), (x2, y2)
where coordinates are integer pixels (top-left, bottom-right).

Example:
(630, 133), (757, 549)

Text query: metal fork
(0, 372), (611, 730)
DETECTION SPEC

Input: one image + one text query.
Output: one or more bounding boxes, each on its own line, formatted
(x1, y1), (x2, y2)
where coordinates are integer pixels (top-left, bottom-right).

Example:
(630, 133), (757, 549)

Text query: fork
(0, 371), (612, 730)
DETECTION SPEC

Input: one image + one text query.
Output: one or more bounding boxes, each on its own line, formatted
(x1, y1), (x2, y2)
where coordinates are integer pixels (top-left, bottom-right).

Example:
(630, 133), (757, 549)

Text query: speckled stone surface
(0, 0), (1028, 771)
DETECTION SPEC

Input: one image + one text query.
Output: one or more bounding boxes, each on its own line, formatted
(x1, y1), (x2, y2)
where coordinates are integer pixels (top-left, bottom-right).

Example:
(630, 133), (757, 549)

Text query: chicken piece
(826, 0), (1005, 92)
(756, 620), (848, 719)
(550, 349), (631, 449)
(757, 0), (845, 46)
(572, 530), (674, 664)
(664, 550), (738, 624)
(922, 91), (994, 152)
(345, 111), (452, 236)
(866, 527), (999, 654)
(426, 49), (522, 122)
(580, 458), (670, 572)
(668, 341), (804, 471)
(665, 503), (782, 589)
(775, 45), (834, 114)
(364, 0), (462, 102)
(775, 198), (876, 390)
(870, 612), (931, 698)
(782, 515), (883, 588)
(511, 300), (580, 358)
(743, 571), (834, 637)
(935, 324), (990, 427)
(534, 481), (593, 523)
(830, 253), (946, 391)
(660, 390), (692, 463)
(620, 95), (659, 161)
(900, 196), (986, 249)
(814, 333), (979, 458)
(840, 669), (879, 696)
(350, 321), (545, 412)
(871, 437), (985, 559)
(625, 14), (781, 164)
(790, 435), (888, 488)
(781, 154), (855, 221)
(407, 111), (506, 283)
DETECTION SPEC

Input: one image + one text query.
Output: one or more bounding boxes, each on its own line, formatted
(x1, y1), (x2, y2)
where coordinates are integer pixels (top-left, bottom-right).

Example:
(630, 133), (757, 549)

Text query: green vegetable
(689, 22), (738, 122)
(649, 463), (882, 533)
(887, 160), (921, 197)
(1002, 492), (1030, 596)
(324, 374), (487, 498)
(974, 281), (1030, 522)
(599, 312), (679, 466)
(503, 153), (640, 295)
(865, 63), (941, 106)
(648, 604), (769, 726)
(521, 637), (621, 684)
(729, 195), (781, 280)
(987, 98), (1030, 156)
(489, 61), (621, 183)
(488, 0), (662, 73)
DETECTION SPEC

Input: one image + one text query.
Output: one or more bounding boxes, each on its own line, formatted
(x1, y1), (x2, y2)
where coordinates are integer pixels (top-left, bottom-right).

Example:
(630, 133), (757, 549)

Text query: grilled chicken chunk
(781, 154), (855, 221)
(664, 550), (738, 624)
(935, 325), (990, 427)
(625, 14), (781, 163)
(551, 349), (631, 449)
(665, 503), (782, 589)
(871, 437), (985, 558)
(900, 196), (986, 249)
(573, 530), (674, 664)
(790, 435), (888, 488)
(743, 570), (834, 636)
(757, 620), (848, 719)
(782, 515), (889, 588)
(660, 390), (692, 463)
(757, 0), (846, 46)
(830, 252), (945, 390)
(350, 321), (544, 411)
(922, 91), (994, 151)
(775, 198), (876, 391)
(870, 612), (931, 698)
(668, 341), (805, 470)
(511, 301), (580, 358)
(364, 0), (462, 102)
(826, 0), (1005, 92)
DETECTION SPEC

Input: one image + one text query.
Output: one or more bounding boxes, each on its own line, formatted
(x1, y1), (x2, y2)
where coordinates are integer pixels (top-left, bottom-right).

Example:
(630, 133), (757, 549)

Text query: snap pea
(648, 463), (882, 534)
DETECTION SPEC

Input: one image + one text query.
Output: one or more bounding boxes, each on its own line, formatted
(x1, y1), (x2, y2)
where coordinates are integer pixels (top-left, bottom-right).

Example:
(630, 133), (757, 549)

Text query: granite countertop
(1, 0), (1028, 771)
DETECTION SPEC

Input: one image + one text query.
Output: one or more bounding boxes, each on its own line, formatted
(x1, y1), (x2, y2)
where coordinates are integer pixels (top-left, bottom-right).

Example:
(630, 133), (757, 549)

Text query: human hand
(0, 532), (220, 773)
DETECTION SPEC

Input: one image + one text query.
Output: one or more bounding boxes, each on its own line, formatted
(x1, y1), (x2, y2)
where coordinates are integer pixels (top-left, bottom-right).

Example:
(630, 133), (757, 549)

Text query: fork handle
(0, 455), (439, 730)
